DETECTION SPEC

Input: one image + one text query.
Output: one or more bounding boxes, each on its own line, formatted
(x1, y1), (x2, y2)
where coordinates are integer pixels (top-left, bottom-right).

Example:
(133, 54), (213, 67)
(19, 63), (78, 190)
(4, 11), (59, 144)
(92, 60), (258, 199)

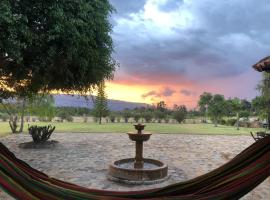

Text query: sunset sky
(104, 0), (270, 108)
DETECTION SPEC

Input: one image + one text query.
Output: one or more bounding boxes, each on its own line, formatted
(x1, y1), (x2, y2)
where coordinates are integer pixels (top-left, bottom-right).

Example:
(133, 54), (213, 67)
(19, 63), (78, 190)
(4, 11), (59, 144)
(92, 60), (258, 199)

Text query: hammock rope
(0, 136), (270, 200)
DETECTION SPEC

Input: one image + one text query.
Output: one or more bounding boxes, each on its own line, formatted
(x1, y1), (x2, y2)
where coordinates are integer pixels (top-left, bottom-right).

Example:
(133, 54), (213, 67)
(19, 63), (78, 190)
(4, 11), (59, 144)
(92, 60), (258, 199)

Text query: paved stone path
(0, 133), (269, 199)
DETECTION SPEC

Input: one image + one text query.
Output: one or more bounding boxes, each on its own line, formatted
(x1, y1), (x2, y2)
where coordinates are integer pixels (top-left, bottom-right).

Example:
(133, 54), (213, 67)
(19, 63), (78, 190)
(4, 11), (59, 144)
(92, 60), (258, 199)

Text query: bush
(219, 119), (226, 125)
(164, 115), (170, 123)
(226, 119), (237, 126)
(173, 106), (187, 123)
(133, 113), (141, 123)
(109, 113), (116, 123)
(0, 113), (9, 122)
(142, 111), (153, 123)
(28, 125), (55, 143)
(58, 111), (73, 122)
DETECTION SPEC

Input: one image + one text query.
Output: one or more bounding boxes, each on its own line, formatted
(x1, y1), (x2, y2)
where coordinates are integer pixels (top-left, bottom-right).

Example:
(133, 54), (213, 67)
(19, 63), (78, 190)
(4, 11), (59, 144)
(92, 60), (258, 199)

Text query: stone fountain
(108, 124), (168, 184)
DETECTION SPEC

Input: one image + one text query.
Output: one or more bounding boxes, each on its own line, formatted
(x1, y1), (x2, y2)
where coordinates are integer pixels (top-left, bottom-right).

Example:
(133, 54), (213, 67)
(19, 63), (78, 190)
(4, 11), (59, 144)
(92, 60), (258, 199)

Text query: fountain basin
(127, 132), (152, 142)
(108, 158), (168, 184)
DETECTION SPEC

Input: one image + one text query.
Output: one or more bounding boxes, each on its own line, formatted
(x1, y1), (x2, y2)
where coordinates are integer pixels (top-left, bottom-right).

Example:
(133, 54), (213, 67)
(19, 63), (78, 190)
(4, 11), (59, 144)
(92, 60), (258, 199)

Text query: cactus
(28, 125), (55, 143)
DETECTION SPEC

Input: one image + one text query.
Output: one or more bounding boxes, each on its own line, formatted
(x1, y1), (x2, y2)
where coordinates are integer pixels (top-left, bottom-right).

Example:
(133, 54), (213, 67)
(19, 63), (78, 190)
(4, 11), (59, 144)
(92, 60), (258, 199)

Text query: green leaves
(0, 0), (116, 97)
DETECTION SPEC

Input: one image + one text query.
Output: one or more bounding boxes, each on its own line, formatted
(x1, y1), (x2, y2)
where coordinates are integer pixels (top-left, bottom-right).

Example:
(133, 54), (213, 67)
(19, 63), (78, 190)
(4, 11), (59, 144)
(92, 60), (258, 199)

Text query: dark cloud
(180, 89), (196, 97)
(110, 0), (146, 17)
(163, 87), (176, 96)
(142, 90), (159, 98)
(142, 87), (176, 99)
(110, 0), (270, 85)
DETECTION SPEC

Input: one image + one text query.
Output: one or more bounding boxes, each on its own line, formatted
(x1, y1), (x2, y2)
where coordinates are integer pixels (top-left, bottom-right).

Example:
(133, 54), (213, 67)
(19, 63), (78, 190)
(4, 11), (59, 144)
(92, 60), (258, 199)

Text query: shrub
(173, 105), (187, 123)
(133, 113), (141, 123)
(109, 113), (116, 123)
(226, 118), (237, 126)
(122, 109), (132, 123)
(219, 119), (226, 125)
(0, 113), (9, 122)
(28, 125), (55, 143)
(58, 111), (73, 122)
(164, 115), (170, 123)
(142, 111), (153, 123)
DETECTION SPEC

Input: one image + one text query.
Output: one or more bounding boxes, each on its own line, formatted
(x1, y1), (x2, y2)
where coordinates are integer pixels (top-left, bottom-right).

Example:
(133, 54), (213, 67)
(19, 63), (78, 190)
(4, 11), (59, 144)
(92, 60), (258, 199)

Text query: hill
(53, 94), (149, 111)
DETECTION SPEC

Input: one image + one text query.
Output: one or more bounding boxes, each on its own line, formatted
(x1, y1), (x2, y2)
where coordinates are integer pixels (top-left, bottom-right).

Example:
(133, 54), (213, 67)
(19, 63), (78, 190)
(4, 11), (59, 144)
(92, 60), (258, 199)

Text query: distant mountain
(53, 94), (149, 111)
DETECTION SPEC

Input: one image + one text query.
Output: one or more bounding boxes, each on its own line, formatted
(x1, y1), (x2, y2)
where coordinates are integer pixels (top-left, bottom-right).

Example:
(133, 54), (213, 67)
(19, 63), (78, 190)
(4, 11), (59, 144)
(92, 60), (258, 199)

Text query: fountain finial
(134, 123), (145, 134)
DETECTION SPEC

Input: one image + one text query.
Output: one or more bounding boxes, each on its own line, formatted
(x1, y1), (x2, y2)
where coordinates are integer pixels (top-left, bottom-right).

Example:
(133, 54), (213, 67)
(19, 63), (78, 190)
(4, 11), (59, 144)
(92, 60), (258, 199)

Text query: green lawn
(0, 122), (265, 137)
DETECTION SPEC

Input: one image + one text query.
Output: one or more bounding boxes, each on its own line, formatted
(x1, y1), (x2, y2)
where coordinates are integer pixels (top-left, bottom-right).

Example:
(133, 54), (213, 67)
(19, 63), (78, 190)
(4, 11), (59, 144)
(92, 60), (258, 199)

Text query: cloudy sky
(105, 0), (270, 108)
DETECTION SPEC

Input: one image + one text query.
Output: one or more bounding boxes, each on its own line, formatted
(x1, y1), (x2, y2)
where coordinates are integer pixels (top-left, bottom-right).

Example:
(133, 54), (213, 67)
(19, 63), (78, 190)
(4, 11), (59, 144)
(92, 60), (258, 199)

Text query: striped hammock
(0, 136), (270, 200)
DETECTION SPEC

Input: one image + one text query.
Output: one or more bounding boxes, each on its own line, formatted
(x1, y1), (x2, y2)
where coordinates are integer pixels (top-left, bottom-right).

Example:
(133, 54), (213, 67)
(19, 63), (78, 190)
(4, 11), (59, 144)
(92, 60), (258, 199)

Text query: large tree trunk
(1, 102), (18, 133)
(214, 118), (218, 127)
(236, 112), (239, 130)
(9, 115), (18, 133)
(99, 116), (102, 124)
(19, 99), (26, 133)
(267, 111), (270, 130)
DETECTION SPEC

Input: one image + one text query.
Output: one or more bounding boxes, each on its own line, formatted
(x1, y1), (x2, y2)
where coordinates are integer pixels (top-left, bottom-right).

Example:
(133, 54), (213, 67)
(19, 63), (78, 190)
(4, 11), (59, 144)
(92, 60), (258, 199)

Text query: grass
(0, 122), (265, 137)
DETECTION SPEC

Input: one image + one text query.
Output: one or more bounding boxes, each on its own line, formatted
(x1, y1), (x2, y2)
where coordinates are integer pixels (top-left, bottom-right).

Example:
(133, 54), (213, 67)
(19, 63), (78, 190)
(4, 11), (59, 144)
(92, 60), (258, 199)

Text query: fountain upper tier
(128, 123), (152, 141)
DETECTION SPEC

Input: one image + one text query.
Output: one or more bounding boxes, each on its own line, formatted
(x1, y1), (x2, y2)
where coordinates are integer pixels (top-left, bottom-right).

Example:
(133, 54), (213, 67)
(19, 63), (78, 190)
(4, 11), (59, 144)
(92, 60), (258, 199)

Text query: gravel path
(0, 133), (269, 199)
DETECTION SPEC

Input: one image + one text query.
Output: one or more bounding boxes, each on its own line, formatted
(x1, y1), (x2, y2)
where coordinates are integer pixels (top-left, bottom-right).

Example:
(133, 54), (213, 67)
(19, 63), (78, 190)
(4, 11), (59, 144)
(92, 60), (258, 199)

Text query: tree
(0, 98), (26, 133)
(208, 94), (227, 127)
(198, 92), (213, 123)
(252, 96), (266, 119)
(122, 108), (132, 123)
(142, 111), (153, 123)
(173, 105), (187, 123)
(0, 0), (116, 96)
(227, 98), (242, 130)
(156, 101), (167, 112)
(109, 112), (116, 123)
(257, 72), (270, 129)
(154, 110), (166, 123)
(27, 94), (56, 122)
(133, 113), (141, 123)
(0, 0), (116, 132)
(93, 82), (109, 124)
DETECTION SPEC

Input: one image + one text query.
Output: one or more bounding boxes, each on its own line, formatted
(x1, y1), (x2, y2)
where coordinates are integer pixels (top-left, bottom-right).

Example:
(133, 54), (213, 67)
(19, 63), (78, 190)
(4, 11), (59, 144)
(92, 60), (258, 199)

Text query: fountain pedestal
(128, 124), (151, 169)
(108, 124), (168, 184)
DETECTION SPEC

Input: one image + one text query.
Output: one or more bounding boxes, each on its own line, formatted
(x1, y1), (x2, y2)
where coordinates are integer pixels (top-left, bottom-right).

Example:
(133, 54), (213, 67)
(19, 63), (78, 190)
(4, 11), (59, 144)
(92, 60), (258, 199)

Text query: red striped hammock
(0, 136), (270, 200)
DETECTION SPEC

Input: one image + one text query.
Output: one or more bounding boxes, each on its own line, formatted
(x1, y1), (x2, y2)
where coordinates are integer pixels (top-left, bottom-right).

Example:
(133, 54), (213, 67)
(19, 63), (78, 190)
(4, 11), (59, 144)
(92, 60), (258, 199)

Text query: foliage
(226, 98), (242, 130)
(251, 96), (266, 119)
(142, 111), (153, 123)
(109, 112), (116, 123)
(0, 0), (116, 96)
(198, 92), (213, 122)
(239, 111), (250, 119)
(92, 82), (109, 124)
(156, 101), (167, 112)
(58, 111), (73, 122)
(27, 94), (56, 121)
(122, 108), (132, 123)
(133, 113), (141, 123)
(0, 98), (26, 133)
(154, 110), (166, 123)
(173, 105), (187, 123)
(56, 107), (91, 116)
(226, 118), (237, 126)
(0, 113), (9, 122)
(28, 125), (55, 143)
(208, 94), (227, 127)
(256, 72), (270, 129)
